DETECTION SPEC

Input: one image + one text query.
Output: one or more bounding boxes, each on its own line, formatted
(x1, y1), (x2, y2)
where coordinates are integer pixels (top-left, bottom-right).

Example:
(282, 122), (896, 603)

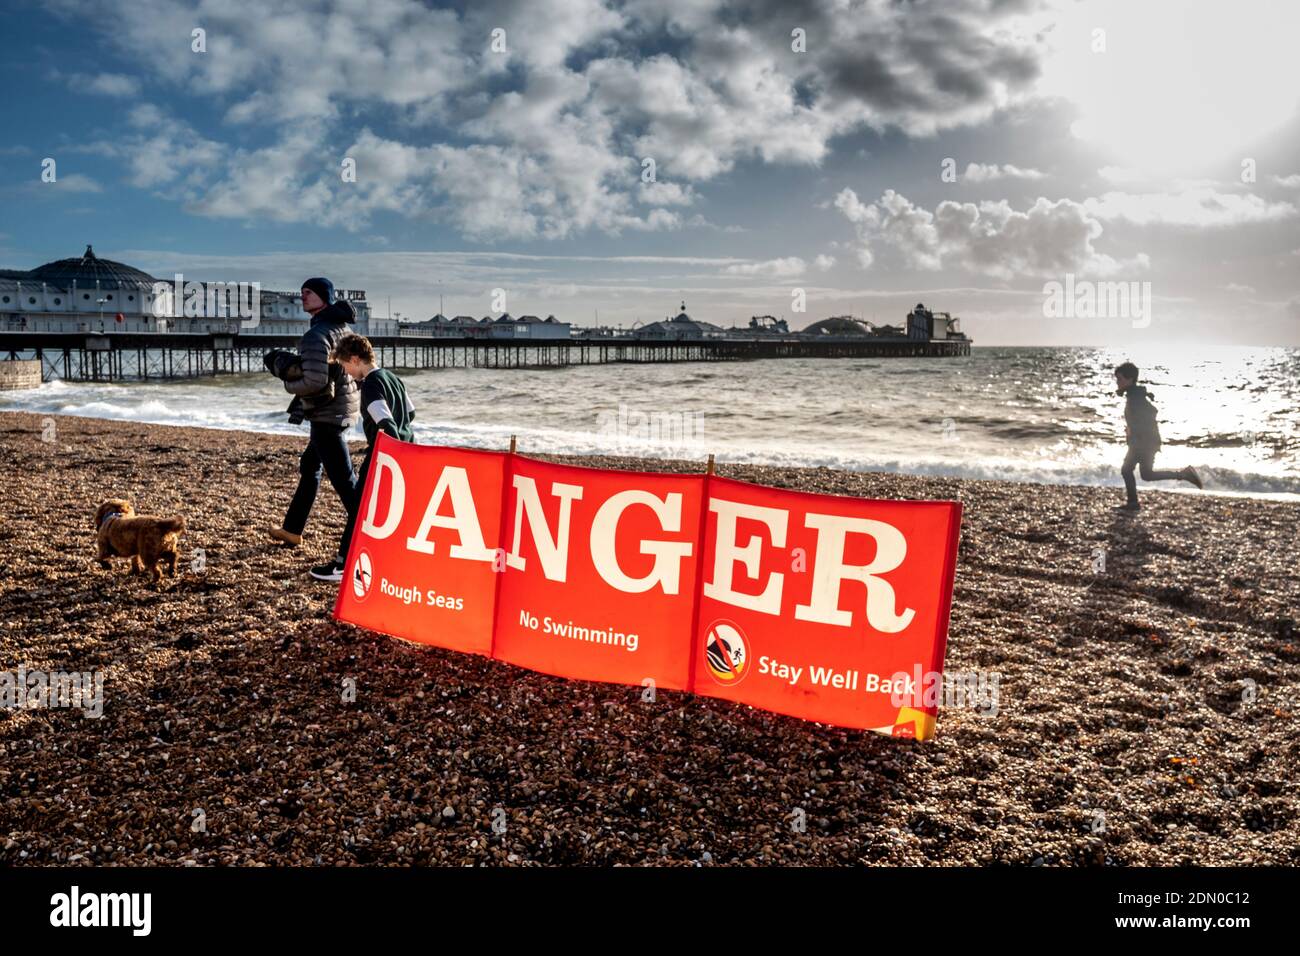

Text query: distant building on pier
(804, 315), (875, 337)
(402, 312), (571, 339)
(495, 314), (571, 338)
(0, 245), (376, 336)
(906, 302), (966, 342)
(729, 315), (790, 336)
(799, 307), (965, 343)
(632, 301), (725, 340)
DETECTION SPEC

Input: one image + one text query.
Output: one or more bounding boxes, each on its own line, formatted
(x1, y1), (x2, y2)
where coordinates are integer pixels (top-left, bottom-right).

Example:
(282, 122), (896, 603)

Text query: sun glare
(1036, 0), (1300, 177)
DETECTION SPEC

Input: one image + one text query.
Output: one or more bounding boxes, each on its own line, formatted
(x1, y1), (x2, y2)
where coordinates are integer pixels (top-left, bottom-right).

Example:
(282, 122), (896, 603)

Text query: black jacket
(1122, 384), (1161, 450)
(282, 300), (360, 427)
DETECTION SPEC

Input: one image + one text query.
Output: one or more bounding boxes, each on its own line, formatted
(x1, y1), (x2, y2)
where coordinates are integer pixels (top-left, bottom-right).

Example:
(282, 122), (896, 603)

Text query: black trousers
(283, 421), (357, 536)
(1120, 445), (1182, 505)
(335, 448), (374, 562)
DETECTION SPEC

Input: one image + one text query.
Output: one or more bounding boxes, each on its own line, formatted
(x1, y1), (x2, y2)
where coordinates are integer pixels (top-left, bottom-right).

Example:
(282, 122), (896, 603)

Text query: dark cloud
(46, 0), (1051, 237)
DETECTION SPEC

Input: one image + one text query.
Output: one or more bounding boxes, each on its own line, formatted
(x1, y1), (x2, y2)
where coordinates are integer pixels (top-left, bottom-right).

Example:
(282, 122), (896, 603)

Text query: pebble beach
(1, 410), (1297, 866)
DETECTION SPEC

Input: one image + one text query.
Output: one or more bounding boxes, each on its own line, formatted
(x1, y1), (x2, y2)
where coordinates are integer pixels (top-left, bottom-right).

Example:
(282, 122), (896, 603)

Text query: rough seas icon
(352, 548), (373, 601)
(704, 620), (749, 686)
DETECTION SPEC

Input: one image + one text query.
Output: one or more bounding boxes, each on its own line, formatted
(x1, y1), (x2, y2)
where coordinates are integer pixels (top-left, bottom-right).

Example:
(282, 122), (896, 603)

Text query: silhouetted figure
(1114, 361), (1201, 512)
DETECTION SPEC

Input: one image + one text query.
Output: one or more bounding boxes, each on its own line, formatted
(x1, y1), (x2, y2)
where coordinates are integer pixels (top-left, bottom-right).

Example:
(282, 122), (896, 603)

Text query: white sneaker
(309, 559), (344, 582)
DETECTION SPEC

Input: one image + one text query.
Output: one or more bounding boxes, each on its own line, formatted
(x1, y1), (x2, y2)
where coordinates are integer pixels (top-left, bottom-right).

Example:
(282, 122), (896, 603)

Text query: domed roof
(29, 245), (159, 289)
(804, 316), (872, 336)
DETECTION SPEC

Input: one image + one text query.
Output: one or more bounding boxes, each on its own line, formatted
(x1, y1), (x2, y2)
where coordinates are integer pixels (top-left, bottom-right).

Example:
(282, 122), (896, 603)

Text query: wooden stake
(509, 434), (517, 454)
(706, 453), (715, 476)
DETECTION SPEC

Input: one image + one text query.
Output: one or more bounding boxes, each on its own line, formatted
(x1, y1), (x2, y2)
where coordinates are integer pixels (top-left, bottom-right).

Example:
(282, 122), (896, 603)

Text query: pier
(1, 331), (972, 383)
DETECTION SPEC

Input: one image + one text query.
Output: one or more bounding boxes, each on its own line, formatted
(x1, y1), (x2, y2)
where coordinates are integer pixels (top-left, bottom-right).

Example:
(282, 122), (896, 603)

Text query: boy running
(1114, 361), (1202, 512)
(309, 333), (415, 581)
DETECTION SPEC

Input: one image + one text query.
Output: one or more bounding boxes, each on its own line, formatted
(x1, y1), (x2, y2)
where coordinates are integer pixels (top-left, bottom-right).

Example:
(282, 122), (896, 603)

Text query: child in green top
(309, 333), (415, 582)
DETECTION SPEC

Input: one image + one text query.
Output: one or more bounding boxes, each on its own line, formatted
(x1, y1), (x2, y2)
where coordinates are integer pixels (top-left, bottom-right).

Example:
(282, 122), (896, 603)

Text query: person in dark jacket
(308, 333), (415, 582)
(1114, 361), (1201, 511)
(265, 278), (361, 547)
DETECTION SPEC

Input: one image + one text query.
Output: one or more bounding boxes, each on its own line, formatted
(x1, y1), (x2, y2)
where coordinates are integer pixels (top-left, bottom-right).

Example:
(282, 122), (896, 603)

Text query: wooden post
(509, 434), (517, 454)
(706, 453), (715, 476)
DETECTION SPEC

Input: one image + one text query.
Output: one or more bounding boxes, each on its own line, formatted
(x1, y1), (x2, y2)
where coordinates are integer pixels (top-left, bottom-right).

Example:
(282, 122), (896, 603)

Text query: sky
(1, 0), (1297, 345)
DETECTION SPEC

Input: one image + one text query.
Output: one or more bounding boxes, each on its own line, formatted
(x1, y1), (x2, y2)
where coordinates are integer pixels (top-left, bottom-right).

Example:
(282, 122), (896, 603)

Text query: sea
(4, 345), (1298, 499)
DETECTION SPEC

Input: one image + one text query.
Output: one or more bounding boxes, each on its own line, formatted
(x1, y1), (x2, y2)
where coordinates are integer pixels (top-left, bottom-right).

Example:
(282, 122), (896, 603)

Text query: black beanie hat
(301, 277), (335, 306)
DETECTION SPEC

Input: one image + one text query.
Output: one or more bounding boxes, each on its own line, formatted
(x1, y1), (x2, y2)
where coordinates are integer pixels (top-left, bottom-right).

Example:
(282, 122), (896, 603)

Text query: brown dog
(94, 498), (186, 582)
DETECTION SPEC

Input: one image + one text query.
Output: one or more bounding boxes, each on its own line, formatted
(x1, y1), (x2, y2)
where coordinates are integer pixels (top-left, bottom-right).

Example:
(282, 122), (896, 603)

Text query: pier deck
(1, 331), (971, 382)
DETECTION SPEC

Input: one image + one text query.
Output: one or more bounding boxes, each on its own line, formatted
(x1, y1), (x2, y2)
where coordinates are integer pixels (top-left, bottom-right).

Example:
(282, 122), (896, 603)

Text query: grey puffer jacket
(284, 300), (360, 427)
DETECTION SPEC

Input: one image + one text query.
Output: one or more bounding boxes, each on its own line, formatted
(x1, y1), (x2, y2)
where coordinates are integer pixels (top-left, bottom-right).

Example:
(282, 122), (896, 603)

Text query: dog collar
(99, 511), (125, 530)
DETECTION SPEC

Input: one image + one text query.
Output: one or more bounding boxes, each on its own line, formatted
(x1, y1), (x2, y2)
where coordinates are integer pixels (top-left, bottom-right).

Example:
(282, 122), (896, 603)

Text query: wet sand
(1, 411), (1297, 866)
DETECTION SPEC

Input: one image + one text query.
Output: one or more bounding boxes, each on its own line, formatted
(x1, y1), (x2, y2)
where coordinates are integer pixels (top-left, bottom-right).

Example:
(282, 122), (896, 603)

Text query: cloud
(1272, 173), (1300, 188)
(79, 107), (223, 191)
(48, 173), (103, 193)
(584, 52), (836, 180)
(637, 181), (697, 206)
(682, 215), (746, 233)
(964, 163), (1045, 183)
(119, 121), (686, 241)
(45, 0), (1051, 241)
(833, 187), (886, 268)
(723, 257), (808, 277)
(1098, 166), (1146, 185)
(1083, 188), (1297, 227)
(737, 0), (1045, 137)
(834, 188), (1147, 279)
(1222, 283), (1256, 295)
(58, 71), (142, 97)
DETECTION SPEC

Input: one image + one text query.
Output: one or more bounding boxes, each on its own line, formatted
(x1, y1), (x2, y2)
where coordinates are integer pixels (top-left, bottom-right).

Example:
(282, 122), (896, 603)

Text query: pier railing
(0, 331), (971, 382)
